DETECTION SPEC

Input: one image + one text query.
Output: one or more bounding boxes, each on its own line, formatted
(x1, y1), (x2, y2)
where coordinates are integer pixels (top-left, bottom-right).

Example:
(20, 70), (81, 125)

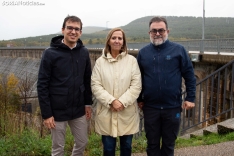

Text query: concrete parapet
(0, 48), (44, 59)
(1, 48), (233, 64)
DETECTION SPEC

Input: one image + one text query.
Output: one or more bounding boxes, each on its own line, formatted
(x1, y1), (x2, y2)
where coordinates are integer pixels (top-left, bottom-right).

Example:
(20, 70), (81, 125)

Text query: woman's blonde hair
(104, 28), (127, 56)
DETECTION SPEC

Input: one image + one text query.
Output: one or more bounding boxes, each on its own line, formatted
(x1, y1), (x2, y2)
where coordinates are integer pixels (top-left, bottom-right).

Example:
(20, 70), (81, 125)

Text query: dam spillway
(0, 56), (40, 93)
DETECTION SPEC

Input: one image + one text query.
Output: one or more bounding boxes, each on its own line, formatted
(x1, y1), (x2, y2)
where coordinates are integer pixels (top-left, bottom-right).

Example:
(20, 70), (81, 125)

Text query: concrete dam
(0, 48), (103, 113)
(0, 50), (43, 113)
(0, 48), (104, 94)
(0, 56), (40, 90)
(1, 47), (234, 115)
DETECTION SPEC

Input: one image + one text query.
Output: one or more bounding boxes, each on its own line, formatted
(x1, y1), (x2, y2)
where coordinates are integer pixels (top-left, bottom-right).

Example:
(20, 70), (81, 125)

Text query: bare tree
(18, 73), (34, 129)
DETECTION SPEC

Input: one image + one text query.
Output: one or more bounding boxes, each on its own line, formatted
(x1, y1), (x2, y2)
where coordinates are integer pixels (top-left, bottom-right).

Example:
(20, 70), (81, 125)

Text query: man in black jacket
(37, 15), (92, 156)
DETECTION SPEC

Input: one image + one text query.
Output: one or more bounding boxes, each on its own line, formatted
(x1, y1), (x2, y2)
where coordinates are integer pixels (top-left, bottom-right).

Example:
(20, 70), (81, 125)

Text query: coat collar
(102, 49), (127, 62)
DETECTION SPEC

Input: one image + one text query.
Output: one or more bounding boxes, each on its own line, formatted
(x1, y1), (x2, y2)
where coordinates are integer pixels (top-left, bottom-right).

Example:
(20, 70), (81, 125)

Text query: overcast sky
(0, 0), (234, 40)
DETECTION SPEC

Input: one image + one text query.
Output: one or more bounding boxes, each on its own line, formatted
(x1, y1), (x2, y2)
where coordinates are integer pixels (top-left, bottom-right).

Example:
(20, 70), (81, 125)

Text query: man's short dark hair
(62, 15), (83, 30)
(149, 17), (168, 29)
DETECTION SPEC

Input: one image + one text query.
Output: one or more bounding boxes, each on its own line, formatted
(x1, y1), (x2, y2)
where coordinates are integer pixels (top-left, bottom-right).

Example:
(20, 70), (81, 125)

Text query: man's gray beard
(150, 35), (168, 46)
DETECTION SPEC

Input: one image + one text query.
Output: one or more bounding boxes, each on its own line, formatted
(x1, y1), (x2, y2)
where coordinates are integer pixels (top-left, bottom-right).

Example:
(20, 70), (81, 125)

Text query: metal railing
(85, 38), (234, 53)
(181, 60), (234, 134)
(1, 38), (234, 54)
(176, 38), (234, 53)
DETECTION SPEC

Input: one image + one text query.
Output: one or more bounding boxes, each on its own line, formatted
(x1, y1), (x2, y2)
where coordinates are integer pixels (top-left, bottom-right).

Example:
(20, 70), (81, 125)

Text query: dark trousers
(102, 135), (133, 156)
(143, 106), (181, 156)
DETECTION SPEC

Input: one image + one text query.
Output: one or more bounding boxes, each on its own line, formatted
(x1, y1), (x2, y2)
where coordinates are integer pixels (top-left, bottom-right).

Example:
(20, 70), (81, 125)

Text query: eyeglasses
(66, 26), (81, 32)
(149, 29), (166, 35)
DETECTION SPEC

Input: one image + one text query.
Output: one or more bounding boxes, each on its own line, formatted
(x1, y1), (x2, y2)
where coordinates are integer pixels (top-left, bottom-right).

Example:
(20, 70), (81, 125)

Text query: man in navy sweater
(137, 16), (196, 156)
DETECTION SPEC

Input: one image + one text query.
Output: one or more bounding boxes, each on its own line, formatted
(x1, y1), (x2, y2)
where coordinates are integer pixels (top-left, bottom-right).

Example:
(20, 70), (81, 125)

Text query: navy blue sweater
(137, 40), (196, 109)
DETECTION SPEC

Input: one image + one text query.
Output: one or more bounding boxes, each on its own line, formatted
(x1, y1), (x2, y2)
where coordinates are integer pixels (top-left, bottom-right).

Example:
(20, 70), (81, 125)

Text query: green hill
(55, 26), (107, 34)
(84, 16), (234, 41)
(1, 16), (234, 47)
(83, 16), (234, 41)
(82, 26), (107, 34)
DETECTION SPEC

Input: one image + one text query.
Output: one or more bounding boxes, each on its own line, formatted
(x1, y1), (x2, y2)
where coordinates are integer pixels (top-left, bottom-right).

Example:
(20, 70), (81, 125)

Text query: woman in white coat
(91, 28), (142, 156)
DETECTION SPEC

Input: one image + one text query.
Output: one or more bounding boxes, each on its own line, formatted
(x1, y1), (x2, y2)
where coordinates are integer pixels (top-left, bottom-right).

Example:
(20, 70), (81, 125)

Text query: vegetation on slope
(1, 16), (234, 47)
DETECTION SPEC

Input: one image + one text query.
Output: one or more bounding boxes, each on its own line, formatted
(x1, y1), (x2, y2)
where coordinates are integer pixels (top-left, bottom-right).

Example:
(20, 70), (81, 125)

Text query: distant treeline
(1, 16), (234, 47)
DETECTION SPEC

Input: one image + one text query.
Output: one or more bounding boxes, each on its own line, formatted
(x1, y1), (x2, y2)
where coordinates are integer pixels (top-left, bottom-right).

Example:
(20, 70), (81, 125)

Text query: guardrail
(176, 38), (234, 53)
(181, 60), (234, 134)
(85, 38), (234, 54)
(1, 38), (234, 54)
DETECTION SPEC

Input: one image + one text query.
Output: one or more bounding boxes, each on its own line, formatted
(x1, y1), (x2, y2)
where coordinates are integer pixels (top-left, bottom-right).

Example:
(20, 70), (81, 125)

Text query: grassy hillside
(1, 16), (234, 47)
(121, 16), (234, 41)
(81, 16), (234, 43)
(82, 26), (106, 34)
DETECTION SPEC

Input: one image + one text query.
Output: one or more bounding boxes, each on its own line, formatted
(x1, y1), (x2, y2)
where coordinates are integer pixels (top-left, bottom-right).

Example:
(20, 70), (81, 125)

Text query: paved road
(132, 141), (234, 156)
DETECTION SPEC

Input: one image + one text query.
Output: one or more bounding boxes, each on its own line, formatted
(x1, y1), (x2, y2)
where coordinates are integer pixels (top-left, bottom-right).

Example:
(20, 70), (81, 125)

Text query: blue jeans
(102, 135), (133, 156)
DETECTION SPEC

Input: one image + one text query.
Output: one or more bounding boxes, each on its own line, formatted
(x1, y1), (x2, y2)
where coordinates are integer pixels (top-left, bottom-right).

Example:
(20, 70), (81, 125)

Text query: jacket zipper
(71, 50), (75, 118)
